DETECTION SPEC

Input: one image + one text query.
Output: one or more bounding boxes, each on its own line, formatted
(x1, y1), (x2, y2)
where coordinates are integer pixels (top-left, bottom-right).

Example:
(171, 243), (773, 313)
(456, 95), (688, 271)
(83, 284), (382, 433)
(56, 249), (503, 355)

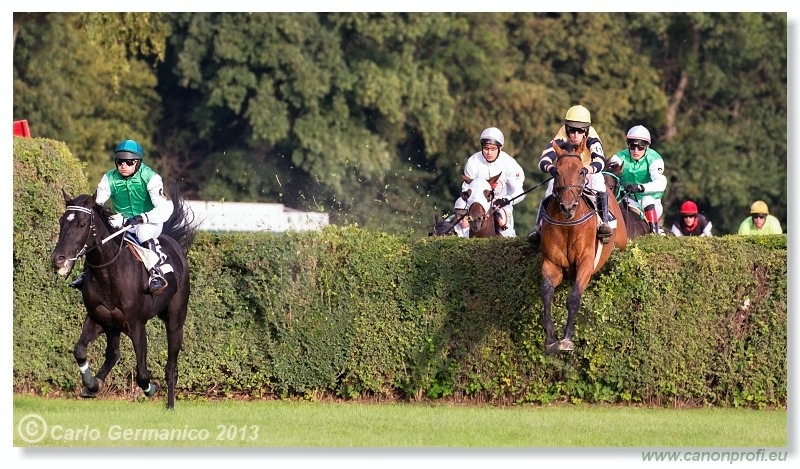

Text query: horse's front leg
(541, 260), (563, 355)
(129, 324), (158, 399)
(94, 330), (121, 384)
(74, 316), (104, 397)
(561, 263), (593, 351)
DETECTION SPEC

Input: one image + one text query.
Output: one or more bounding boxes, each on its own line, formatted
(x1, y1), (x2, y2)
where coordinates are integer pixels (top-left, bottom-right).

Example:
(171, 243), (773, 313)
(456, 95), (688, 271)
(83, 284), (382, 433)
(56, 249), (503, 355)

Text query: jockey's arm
(504, 159), (526, 205)
(95, 174), (112, 206)
(539, 143), (556, 174)
(141, 175), (174, 224)
(586, 137), (605, 174)
(640, 159), (667, 194)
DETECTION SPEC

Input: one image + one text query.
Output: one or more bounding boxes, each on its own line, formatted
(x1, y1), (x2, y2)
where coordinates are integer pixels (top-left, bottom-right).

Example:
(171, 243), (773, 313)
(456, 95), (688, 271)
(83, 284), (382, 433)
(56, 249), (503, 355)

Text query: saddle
(124, 234), (174, 275)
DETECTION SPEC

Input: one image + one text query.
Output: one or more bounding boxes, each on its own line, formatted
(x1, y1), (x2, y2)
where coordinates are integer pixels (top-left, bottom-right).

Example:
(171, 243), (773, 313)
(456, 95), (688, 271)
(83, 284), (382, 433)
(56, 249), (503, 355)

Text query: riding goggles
(627, 140), (648, 151)
(566, 126), (587, 135)
(115, 159), (138, 167)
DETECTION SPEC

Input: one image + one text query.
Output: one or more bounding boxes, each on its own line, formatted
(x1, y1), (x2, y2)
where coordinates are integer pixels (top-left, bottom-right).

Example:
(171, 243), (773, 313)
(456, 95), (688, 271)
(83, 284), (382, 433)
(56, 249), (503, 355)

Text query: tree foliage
(13, 12), (786, 235)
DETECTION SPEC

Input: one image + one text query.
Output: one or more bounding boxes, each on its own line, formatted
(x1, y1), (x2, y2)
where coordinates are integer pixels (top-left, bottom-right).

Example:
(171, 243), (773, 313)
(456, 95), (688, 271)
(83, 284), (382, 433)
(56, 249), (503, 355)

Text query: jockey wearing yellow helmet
(737, 200), (783, 235)
(528, 105), (611, 245)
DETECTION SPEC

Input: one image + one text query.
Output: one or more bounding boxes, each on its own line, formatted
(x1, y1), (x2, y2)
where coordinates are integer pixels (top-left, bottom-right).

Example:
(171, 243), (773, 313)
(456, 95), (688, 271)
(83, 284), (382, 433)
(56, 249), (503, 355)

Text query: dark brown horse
(461, 173), (502, 238)
(51, 183), (196, 408)
(539, 139), (627, 355)
(602, 161), (650, 240)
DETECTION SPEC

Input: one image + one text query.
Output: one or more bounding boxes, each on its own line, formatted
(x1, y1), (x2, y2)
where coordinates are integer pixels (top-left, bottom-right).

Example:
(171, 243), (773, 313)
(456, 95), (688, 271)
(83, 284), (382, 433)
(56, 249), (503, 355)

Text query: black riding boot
(596, 192), (613, 240)
(649, 222), (660, 234)
(527, 197), (548, 246)
(145, 239), (168, 295)
(70, 269), (86, 289)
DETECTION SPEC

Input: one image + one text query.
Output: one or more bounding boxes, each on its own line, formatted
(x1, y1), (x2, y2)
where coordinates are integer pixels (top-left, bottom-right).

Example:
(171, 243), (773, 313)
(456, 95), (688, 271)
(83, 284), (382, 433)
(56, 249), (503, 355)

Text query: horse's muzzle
(559, 202), (578, 219)
(51, 252), (74, 277)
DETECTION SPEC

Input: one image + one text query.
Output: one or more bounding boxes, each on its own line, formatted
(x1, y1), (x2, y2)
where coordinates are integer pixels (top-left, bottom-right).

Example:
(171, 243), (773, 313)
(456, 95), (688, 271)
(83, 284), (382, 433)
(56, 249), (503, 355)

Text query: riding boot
(145, 239), (169, 295)
(70, 269), (86, 289)
(596, 192), (613, 239)
(527, 197), (549, 246)
(644, 204), (662, 235)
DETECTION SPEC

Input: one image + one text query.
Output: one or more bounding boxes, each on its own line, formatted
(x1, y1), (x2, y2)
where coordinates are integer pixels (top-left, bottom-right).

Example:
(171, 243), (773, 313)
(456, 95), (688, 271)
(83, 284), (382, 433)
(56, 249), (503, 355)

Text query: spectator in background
(670, 200), (712, 237)
(738, 200), (783, 235)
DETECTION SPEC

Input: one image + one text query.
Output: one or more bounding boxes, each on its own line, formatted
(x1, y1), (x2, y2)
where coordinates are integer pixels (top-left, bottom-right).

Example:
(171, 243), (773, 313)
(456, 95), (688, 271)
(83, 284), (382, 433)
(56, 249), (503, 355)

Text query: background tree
(13, 12), (786, 236)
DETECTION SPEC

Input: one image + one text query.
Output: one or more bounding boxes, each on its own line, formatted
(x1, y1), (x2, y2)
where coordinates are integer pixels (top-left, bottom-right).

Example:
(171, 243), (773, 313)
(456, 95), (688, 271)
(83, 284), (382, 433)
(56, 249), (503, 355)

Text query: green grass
(12, 394), (786, 448)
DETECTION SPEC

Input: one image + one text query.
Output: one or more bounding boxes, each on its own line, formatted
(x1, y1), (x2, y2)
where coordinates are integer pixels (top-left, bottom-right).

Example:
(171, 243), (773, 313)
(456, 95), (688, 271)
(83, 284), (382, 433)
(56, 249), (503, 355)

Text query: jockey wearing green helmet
(70, 139), (175, 295)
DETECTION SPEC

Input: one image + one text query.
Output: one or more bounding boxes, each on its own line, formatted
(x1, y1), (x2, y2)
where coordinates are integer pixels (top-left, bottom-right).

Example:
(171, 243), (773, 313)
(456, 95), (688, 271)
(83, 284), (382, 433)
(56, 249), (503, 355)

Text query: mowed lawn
(12, 394), (786, 448)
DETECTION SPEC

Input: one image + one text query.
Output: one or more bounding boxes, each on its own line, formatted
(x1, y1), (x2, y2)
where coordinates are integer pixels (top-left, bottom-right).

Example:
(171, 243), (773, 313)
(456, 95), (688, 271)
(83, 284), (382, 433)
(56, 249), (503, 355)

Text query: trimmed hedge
(13, 138), (786, 407)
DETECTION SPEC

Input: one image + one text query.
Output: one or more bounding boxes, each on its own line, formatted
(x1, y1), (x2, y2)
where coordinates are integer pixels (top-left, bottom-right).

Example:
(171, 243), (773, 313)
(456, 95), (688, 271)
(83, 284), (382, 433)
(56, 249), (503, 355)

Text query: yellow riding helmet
(750, 200), (769, 215)
(564, 105), (591, 129)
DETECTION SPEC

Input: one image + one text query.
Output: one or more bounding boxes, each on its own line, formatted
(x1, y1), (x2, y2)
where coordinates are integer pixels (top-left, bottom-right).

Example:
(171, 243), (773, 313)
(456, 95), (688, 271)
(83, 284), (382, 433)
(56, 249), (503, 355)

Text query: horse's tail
(162, 179), (199, 254)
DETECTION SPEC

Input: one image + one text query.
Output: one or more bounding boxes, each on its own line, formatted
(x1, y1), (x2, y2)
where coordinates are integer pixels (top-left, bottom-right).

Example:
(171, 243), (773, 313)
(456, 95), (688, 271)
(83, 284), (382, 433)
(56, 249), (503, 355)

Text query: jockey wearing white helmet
(607, 125), (667, 234)
(458, 127), (526, 237)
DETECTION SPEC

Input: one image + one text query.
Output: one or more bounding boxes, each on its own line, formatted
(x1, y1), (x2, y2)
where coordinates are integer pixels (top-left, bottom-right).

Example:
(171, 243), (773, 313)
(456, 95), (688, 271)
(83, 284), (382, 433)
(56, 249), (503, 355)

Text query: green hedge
(13, 138), (787, 408)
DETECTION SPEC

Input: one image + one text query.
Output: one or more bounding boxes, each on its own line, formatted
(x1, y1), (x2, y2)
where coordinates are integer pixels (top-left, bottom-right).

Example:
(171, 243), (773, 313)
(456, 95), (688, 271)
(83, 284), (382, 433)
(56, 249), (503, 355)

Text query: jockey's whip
(501, 176), (553, 206)
(101, 225), (132, 244)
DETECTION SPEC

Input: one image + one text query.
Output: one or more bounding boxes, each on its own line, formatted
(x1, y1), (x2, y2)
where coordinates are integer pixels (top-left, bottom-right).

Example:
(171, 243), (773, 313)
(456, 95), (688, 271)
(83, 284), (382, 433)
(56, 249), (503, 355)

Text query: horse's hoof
(545, 342), (560, 355)
(144, 382), (159, 398)
(559, 339), (575, 351)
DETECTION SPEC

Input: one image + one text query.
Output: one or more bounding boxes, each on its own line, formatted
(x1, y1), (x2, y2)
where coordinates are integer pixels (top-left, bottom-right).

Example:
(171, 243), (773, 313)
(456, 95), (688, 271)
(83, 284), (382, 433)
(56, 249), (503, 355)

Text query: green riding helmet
(114, 139), (144, 160)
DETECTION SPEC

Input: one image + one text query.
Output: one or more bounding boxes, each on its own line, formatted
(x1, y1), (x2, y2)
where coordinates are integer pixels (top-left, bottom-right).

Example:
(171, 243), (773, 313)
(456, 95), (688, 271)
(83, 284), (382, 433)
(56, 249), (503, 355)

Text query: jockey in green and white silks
(607, 125), (667, 234)
(70, 139), (174, 295)
(98, 160), (174, 243)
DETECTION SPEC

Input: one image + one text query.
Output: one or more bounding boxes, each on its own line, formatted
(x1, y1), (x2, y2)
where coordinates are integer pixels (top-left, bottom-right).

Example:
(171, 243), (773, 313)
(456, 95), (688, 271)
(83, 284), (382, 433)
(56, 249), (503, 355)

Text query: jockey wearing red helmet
(670, 200), (713, 236)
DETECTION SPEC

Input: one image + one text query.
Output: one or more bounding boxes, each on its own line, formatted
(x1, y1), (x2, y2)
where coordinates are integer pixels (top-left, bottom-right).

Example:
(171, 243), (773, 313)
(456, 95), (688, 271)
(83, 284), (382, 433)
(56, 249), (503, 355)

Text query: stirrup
(148, 270), (168, 295)
(527, 230), (541, 245)
(597, 224), (613, 237)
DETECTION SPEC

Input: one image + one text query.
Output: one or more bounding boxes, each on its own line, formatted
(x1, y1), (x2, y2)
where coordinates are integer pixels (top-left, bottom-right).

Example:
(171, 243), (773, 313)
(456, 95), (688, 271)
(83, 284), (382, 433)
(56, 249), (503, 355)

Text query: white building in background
(186, 200), (329, 232)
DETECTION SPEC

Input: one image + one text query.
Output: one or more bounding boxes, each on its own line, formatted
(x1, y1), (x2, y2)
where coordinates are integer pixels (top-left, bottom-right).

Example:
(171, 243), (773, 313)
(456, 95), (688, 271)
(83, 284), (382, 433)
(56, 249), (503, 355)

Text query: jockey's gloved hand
(625, 184), (644, 194)
(493, 198), (510, 208)
(124, 215), (144, 227)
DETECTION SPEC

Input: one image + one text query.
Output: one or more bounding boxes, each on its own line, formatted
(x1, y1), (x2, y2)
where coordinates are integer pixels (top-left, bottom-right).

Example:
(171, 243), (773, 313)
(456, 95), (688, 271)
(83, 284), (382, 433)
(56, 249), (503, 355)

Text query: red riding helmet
(680, 200), (699, 215)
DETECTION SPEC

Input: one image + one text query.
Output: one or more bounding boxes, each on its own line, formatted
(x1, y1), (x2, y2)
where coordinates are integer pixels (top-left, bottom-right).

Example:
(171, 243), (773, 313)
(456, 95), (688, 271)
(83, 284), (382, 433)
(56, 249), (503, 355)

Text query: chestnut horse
(539, 139), (627, 355)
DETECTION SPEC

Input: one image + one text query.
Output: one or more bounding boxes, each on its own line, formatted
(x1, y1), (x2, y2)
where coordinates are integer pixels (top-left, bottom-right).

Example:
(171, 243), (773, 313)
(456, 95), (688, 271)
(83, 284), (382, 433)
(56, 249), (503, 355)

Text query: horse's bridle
(65, 205), (126, 269)
(545, 154), (594, 227)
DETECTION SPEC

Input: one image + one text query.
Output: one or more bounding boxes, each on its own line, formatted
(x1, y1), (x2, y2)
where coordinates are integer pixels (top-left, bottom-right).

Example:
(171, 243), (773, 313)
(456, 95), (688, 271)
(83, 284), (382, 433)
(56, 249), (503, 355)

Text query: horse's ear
(551, 140), (564, 158)
(462, 174), (473, 184)
(488, 173), (501, 186)
(578, 136), (588, 154)
(61, 188), (72, 205)
(91, 191), (98, 205)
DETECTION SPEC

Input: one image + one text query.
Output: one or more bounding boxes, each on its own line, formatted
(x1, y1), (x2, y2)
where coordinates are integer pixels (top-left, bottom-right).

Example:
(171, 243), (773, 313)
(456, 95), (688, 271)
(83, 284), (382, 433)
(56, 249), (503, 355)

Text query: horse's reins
(65, 205), (131, 269)
(543, 154), (595, 227)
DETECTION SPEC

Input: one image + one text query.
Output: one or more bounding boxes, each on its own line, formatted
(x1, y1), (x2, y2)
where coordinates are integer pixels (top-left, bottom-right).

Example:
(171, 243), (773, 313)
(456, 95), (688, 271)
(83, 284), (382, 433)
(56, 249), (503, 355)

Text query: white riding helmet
(479, 127), (504, 148)
(626, 125), (652, 144)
